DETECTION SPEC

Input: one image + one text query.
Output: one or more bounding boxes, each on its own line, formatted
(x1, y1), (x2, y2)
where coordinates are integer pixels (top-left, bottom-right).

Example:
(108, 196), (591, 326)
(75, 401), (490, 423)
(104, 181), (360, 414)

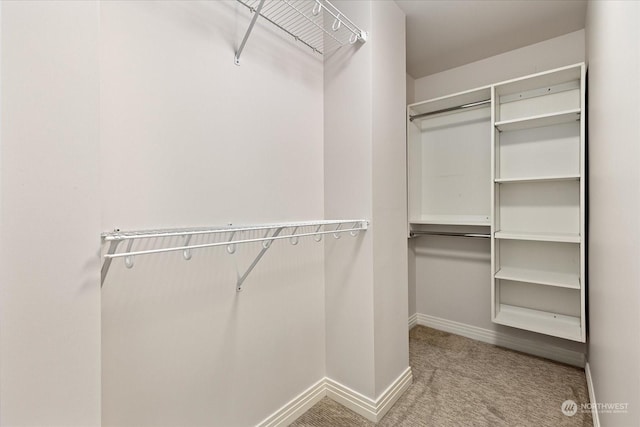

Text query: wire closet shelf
(100, 219), (368, 291)
(235, 0), (367, 64)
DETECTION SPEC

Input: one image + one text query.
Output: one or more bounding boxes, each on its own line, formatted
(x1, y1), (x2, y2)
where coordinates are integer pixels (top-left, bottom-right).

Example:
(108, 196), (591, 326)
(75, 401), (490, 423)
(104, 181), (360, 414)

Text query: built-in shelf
(495, 175), (580, 184)
(495, 231), (581, 243)
(494, 304), (582, 342)
(410, 215), (490, 227)
(494, 65), (582, 98)
(495, 109), (581, 132)
(495, 267), (580, 290)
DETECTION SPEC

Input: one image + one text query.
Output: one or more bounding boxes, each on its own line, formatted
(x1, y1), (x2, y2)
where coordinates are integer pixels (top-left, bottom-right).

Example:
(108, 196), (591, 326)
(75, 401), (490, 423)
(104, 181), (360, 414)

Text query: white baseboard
(408, 313), (418, 329)
(326, 367), (412, 422)
(585, 362), (601, 427)
(256, 368), (412, 426)
(256, 378), (327, 427)
(411, 313), (585, 367)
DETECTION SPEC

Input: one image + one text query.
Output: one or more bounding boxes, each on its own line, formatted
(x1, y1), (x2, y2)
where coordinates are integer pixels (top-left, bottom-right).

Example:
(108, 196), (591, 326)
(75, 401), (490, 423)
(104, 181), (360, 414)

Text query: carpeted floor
(292, 326), (592, 426)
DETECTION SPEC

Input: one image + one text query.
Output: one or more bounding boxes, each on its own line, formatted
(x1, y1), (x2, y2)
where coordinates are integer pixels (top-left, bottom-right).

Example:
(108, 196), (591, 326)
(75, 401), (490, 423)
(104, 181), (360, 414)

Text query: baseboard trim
(326, 367), (413, 422)
(411, 313), (585, 367)
(408, 313), (418, 330)
(373, 367), (413, 421)
(585, 362), (601, 427)
(325, 378), (378, 421)
(256, 378), (327, 427)
(257, 368), (412, 426)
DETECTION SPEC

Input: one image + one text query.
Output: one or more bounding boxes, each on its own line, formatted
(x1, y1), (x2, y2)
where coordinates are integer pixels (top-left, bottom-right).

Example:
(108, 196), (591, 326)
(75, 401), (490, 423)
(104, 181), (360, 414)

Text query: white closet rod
(101, 219), (368, 290)
(409, 99), (491, 122)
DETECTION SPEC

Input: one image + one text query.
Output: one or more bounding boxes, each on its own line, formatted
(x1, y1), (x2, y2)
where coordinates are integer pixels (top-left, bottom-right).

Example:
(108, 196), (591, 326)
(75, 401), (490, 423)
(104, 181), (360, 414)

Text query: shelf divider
(494, 304), (582, 342)
(495, 108), (581, 132)
(494, 231), (581, 243)
(495, 267), (580, 289)
(495, 175), (580, 184)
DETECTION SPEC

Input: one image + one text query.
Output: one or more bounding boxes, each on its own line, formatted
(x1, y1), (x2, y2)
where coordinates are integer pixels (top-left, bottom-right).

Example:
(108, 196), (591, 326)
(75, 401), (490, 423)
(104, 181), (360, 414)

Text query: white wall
(414, 29), (585, 100)
(325, 0), (408, 402)
(100, 2), (325, 426)
(586, 1), (640, 425)
(410, 30), (587, 356)
(2, 1), (410, 425)
(0, 2), (101, 426)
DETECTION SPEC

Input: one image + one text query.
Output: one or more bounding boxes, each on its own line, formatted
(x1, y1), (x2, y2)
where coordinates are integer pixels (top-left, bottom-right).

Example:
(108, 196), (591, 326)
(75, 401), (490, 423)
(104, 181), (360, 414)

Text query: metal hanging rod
(409, 99), (491, 122)
(101, 219), (368, 290)
(235, 0), (368, 65)
(409, 231), (490, 239)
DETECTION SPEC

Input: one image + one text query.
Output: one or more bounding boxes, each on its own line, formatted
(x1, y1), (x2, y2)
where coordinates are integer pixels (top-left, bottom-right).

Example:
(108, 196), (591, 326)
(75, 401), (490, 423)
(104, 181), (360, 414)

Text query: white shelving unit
(406, 63), (586, 342)
(491, 63), (586, 342)
(407, 87), (492, 234)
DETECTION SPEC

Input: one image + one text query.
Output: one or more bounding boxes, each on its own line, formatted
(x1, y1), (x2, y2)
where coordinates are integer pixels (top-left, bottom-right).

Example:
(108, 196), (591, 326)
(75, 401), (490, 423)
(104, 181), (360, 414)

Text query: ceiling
(395, 0), (587, 79)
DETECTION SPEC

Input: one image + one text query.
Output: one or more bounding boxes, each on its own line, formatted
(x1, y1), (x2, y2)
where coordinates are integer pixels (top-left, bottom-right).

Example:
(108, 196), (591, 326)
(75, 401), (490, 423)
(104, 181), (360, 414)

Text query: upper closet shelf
(410, 215), (490, 227)
(235, 0), (368, 65)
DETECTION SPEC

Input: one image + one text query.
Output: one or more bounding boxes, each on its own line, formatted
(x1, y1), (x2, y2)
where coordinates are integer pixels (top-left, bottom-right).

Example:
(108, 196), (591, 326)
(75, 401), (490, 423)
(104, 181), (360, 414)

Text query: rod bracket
(236, 227), (284, 291)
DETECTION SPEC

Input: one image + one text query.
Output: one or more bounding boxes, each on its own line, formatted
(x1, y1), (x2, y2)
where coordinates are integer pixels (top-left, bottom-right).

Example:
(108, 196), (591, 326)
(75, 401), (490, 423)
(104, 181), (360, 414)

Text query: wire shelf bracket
(100, 219), (369, 291)
(234, 0), (368, 65)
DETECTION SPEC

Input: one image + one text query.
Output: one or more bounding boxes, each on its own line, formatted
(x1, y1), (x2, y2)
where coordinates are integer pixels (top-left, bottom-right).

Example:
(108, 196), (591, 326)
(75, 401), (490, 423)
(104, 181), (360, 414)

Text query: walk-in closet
(0, 1), (638, 427)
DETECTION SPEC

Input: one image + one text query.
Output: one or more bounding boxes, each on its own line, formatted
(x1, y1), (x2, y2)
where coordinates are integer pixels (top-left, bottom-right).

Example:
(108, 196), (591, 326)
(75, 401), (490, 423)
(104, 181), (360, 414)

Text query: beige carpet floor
(292, 326), (592, 427)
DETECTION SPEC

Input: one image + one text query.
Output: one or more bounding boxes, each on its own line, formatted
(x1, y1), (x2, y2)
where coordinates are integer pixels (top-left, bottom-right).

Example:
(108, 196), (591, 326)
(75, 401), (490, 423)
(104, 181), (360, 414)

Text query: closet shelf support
(236, 226), (283, 291)
(235, 0), (266, 65)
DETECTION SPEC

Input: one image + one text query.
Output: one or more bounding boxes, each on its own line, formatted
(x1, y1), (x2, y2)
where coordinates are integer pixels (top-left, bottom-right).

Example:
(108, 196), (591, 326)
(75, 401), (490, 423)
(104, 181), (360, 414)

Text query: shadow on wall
(127, 1), (323, 78)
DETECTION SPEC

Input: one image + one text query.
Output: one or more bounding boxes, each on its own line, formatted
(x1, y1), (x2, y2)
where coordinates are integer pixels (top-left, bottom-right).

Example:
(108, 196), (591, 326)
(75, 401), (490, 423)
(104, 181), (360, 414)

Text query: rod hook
(289, 227), (299, 245)
(183, 235), (192, 260)
(312, 1), (322, 16)
(350, 222), (360, 237)
(333, 223), (342, 239)
(313, 224), (323, 242)
(226, 231), (237, 254)
(332, 16), (341, 31)
(262, 229), (273, 249)
(124, 239), (135, 269)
